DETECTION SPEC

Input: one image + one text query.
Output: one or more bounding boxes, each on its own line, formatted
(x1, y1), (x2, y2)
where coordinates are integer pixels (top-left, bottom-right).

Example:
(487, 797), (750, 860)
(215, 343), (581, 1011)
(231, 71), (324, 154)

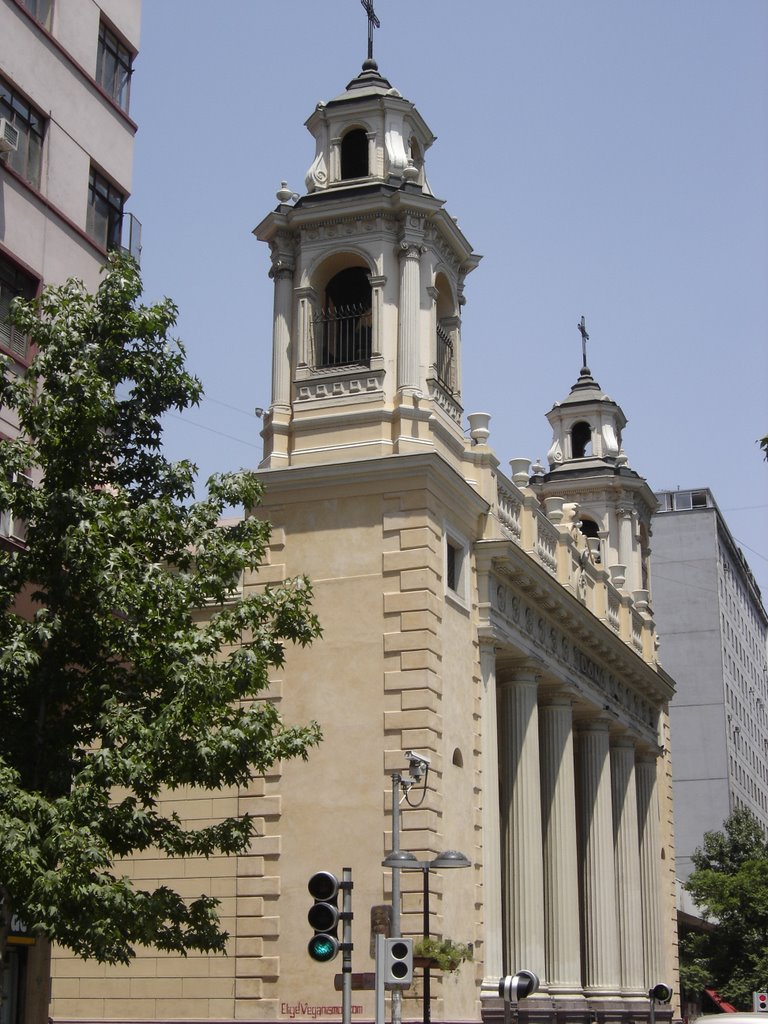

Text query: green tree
(680, 807), (768, 1008)
(0, 255), (321, 965)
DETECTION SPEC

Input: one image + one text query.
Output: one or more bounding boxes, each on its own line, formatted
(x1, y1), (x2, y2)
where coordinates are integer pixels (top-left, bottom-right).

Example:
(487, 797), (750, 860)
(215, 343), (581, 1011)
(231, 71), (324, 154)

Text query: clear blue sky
(129, 0), (768, 598)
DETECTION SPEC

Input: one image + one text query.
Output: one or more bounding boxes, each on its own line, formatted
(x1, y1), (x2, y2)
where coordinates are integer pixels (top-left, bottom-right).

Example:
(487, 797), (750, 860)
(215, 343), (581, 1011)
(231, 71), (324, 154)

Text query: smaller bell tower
(531, 319), (657, 597)
(253, 42), (480, 471)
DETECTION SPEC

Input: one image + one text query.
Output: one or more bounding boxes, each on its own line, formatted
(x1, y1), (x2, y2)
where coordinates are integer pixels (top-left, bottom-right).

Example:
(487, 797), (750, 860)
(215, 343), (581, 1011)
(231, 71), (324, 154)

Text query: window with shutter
(0, 255), (37, 362)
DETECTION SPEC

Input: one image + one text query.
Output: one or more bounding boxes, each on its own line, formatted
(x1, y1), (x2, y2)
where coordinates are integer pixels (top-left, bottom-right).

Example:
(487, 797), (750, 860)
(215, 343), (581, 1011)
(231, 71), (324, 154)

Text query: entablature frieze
(477, 551), (671, 745)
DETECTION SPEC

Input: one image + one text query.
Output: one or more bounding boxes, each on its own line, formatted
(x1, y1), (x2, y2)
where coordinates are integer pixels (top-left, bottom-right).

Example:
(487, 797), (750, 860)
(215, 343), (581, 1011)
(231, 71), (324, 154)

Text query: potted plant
(413, 938), (473, 973)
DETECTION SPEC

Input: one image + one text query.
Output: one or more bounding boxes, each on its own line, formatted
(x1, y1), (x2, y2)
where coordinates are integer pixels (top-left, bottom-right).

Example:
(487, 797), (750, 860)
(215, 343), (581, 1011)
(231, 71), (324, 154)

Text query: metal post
(391, 774), (401, 936)
(649, 991), (657, 1024)
(375, 933), (386, 1024)
(422, 866), (431, 1024)
(342, 867), (353, 1024)
(391, 774), (402, 1024)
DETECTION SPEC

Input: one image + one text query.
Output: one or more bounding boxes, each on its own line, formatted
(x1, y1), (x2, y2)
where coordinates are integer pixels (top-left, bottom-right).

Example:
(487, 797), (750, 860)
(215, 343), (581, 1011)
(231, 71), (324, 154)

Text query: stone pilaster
(479, 641), (504, 979)
(610, 736), (644, 994)
(637, 752), (663, 988)
(268, 244), (295, 412)
(397, 240), (424, 395)
(498, 667), (545, 977)
(617, 507), (634, 590)
(539, 695), (582, 995)
(577, 719), (620, 994)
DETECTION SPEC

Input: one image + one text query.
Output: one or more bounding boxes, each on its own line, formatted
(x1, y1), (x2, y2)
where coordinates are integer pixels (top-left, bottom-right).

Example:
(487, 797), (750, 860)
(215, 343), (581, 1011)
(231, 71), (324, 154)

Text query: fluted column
(479, 642), (503, 979)
(610, 736), (644, 994)
(577, 719), (620, 994)
(498, 668), (545, 977)
(397, 241), (423, 394)
(539, 696), (582, 994)
(637, 753), (663, 987)
(269, 255), (295, 411)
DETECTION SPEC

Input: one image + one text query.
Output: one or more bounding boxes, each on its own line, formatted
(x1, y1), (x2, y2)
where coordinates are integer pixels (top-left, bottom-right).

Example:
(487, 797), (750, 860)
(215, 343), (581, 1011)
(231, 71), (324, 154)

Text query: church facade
(51, 53), (678, 1024)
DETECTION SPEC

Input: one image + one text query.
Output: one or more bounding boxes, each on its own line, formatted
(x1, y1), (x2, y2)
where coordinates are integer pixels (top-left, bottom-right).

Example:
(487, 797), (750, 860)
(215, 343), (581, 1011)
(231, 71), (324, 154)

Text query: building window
(571, 420), (592, 458)
(314, 267), (372, 368)
(445, 531), (469, 606)
(0, 76), (45, 189)
(86, 167), (125, 251)
(21, 0), (53, 29)
(96, 21), (133, 112)
(340, 128), (368, 179)
(0, 255), (37, 361)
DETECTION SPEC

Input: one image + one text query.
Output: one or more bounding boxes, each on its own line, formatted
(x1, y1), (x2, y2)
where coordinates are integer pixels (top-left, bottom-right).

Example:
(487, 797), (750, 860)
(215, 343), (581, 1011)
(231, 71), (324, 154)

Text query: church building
(51, 33), (678, 1024)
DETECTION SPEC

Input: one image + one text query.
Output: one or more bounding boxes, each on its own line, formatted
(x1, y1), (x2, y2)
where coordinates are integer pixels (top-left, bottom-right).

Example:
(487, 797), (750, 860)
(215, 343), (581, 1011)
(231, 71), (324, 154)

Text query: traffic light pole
(342, 867), (353, 1024)
(390, 773), (402, 1024)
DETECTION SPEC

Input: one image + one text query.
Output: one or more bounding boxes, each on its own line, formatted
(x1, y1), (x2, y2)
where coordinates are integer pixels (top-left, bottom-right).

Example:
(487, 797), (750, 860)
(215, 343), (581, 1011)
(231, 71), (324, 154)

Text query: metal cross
(577, 315), (590, 369)
(361, 0), (380, 61)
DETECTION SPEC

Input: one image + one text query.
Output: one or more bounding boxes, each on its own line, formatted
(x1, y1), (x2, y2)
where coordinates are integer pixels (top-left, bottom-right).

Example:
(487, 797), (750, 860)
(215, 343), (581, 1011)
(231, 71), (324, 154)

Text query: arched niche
(571, 420), (593, 458)
(311, 253), (373, 368)
(340, 127), (369, 180)
(434, 271), (458, 395)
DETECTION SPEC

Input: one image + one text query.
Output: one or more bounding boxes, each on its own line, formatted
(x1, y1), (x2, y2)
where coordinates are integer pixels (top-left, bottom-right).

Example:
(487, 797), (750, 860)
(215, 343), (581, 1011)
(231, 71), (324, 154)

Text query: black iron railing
(313, 304), (372, 368)
(436, 322), (454, 393)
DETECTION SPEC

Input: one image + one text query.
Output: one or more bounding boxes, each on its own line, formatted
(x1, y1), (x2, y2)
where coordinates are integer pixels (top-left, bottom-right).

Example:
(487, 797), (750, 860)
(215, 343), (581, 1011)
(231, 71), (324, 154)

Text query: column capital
(538, 687), (574, 709)
(576, 715), (612, 735)
(498, 661), (542, 686)
(609, 732), (636, 751)
(398, 239), (427, 260)
(636, 745), (661, 765)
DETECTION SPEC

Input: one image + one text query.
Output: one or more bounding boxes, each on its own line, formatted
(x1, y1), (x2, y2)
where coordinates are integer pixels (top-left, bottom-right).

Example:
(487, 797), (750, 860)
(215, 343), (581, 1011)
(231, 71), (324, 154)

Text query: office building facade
(652, 488), (768, 878)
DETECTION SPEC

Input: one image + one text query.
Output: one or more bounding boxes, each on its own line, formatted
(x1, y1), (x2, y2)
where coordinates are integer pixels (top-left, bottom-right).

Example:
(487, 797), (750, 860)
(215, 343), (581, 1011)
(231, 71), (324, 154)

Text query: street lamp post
(382, 850), (471, 1024)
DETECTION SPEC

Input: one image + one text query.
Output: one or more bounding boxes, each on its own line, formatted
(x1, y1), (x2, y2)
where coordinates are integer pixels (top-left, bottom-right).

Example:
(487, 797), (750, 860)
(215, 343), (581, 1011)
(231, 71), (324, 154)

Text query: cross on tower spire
(360, 0), (380, 61)
(577, 315), (590, 370)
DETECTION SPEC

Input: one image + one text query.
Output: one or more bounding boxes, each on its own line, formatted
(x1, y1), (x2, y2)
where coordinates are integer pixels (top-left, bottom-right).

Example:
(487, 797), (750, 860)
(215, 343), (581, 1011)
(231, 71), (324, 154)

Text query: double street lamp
(382, 849), (471, 1024)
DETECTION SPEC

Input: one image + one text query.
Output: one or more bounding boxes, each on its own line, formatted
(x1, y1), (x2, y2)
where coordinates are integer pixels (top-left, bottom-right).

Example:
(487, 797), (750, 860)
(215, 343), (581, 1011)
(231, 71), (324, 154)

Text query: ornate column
(268, 242), (295, 412)
(479, 641), (503, 979)
(617, 507), (634, 590)
(610, 736), (644, 994)
(636, 752), (663, 988)
(396, 239), (424, 395)
(498, 666), (545, 977)
(369, 275), (386, 359)
(577, 719), (620, 994)
(539, 695), (582, 995)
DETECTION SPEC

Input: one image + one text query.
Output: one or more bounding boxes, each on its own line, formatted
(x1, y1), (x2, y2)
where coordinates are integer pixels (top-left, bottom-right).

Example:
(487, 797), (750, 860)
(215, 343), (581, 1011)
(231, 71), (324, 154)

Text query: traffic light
(753, 991), (768, 1013)
(650, 984), (673, 1004)
(307, 871), (340, 963)
(381, 937), (413, 988)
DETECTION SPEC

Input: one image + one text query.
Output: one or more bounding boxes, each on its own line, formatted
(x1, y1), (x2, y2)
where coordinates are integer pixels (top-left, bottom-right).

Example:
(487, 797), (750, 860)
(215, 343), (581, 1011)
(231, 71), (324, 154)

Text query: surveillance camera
(405, 750), (430, 767)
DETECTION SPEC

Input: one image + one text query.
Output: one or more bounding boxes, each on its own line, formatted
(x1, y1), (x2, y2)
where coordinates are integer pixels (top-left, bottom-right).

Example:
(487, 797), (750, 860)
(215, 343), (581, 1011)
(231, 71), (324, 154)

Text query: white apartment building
(0, 0), (140, 449)
(652, 487), (768, 878)
(0, 2), (140, 1021)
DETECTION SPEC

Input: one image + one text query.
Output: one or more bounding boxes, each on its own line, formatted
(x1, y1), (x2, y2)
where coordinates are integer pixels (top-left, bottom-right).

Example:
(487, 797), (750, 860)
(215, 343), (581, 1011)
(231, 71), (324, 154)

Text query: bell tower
(530, 320), (657, 597)
(253, 46), (480, 470)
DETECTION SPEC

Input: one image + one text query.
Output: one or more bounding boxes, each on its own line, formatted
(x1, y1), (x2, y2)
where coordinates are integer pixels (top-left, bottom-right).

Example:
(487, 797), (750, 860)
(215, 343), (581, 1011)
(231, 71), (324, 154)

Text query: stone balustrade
(491, 469), (657, 666)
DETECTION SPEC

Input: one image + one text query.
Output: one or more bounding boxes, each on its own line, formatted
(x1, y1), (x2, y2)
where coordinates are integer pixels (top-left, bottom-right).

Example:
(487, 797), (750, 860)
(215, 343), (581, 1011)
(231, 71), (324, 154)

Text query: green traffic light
(308, 934), (339, 962)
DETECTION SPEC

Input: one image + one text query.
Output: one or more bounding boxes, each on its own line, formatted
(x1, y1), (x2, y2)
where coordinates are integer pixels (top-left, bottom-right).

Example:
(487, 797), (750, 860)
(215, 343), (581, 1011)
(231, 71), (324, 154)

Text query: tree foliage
(0, 255), (321, 964)
(680, 807), (768, 1008)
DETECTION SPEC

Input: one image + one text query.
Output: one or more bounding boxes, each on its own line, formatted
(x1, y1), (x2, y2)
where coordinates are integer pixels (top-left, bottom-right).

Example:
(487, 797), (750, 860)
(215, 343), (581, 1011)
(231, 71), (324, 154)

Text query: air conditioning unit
(0, 118), (20, 153)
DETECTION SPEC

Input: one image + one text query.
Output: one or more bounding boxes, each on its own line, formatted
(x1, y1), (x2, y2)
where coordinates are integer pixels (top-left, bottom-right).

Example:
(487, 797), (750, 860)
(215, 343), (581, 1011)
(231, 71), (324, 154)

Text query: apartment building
(0, 1), (140, 1020)
(652, 487), (768, 878)
(0, 0), (140, 455)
